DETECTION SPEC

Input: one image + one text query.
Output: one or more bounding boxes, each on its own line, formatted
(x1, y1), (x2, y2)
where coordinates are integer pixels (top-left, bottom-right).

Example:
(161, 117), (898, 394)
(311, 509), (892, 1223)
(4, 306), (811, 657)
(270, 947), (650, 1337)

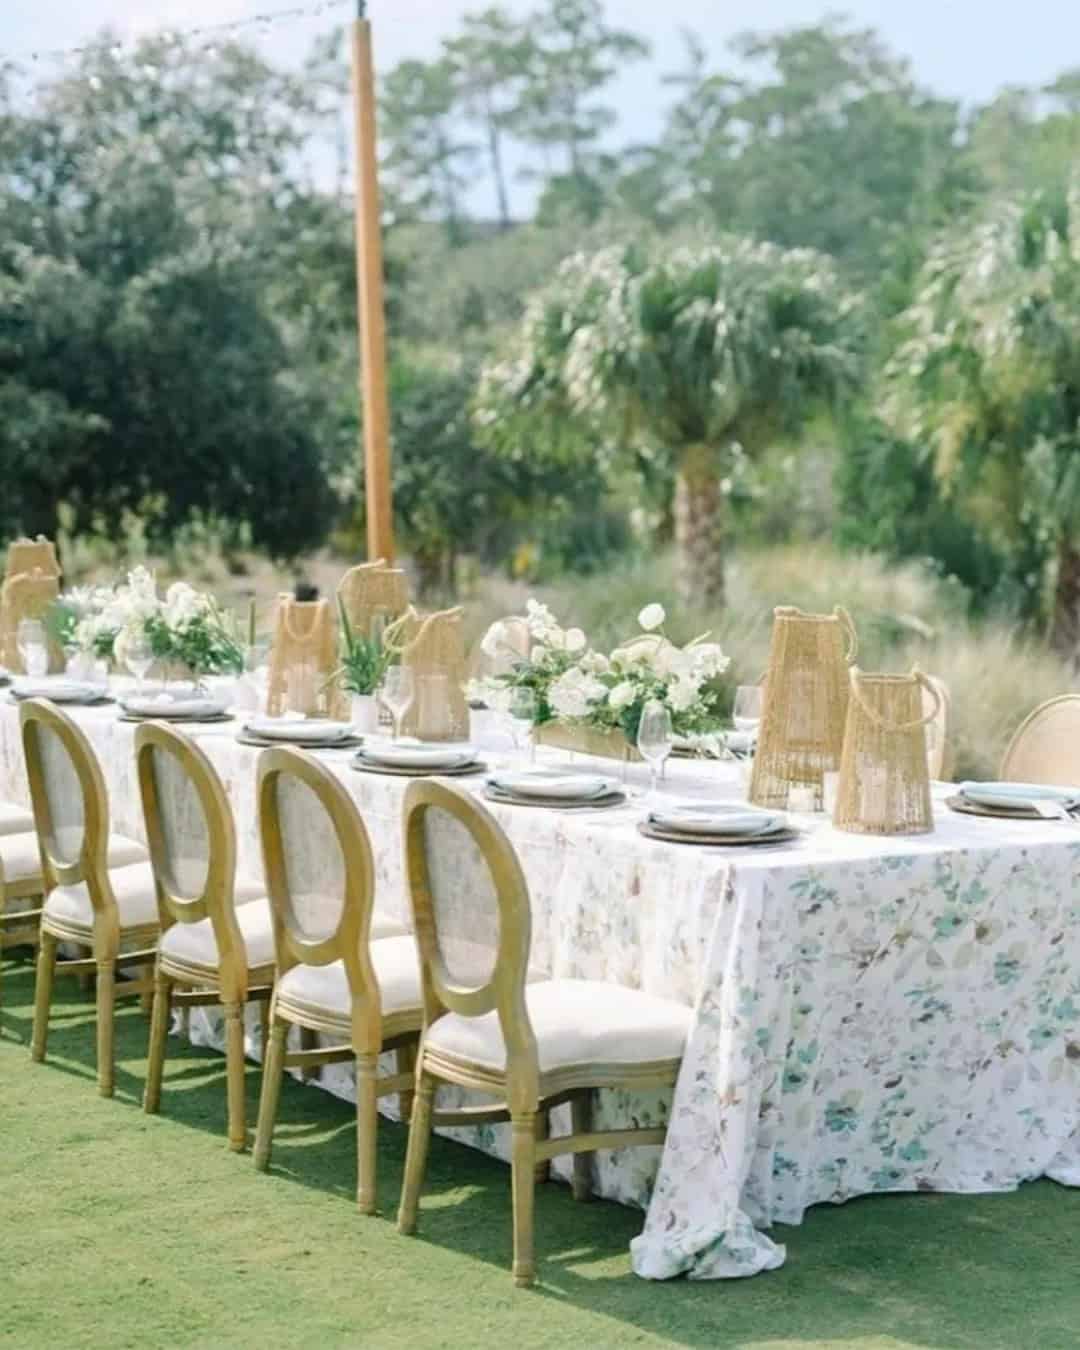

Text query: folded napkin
(486, 769), (618, 800)
(648, 802), (786, 837)
(958, 780), (1080, 811)
(246, 716), (353, 743)
(122, 693), (226, 719)
(360, 740), (476, 769)
(13, 678), (103, 703)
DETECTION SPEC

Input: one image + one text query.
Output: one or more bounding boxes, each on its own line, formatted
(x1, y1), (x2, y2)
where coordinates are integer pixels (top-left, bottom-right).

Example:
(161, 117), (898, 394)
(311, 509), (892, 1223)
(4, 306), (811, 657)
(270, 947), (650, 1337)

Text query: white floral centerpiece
(108, 567), (243, 683)
(472, 599), (730, 755)
(48, 584), (122, 667)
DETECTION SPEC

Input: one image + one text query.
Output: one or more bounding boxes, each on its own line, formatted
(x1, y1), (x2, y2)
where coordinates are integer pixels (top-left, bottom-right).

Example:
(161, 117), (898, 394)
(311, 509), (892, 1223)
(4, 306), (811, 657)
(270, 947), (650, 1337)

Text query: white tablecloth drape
(4, 695), (1080, 1279)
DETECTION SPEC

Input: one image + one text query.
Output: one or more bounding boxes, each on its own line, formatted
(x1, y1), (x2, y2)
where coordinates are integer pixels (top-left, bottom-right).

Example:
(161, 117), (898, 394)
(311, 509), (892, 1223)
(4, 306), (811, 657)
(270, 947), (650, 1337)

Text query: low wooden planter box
(535, 722), (642, 763)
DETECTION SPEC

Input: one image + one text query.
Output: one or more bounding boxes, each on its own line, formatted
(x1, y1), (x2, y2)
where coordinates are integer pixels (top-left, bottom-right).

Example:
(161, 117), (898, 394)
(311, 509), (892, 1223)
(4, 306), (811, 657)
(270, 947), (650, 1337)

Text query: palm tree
(882, 186), (1080, 653)
(476, 238), (861, 605)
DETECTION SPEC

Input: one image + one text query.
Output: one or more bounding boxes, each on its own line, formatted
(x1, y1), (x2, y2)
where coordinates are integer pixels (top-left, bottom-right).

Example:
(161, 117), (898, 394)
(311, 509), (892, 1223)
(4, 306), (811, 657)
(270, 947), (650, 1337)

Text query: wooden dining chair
(396, 780), (693, 1287)
(136, 722), (275, 1151)
(1000, 695), (1080, 786)
(21, 699), (154, 1095)
(922, 674), (951, 780)
(0, 821), (45, 1011)
(253, 747), (420, 1211)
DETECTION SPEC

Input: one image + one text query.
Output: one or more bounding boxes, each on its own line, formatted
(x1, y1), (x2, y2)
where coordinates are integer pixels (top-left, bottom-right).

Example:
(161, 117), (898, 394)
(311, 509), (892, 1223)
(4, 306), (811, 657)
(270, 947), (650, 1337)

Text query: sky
(4, 0), (1078, 213)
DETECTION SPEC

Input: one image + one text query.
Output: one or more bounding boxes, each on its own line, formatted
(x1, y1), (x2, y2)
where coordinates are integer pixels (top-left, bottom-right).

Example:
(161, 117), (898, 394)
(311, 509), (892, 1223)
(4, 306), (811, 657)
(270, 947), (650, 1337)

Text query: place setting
(351, 737), (486, 778)
(8, 675), (114, 707)
(637, 800), (797, 847)
(236, 714), (363, 750)
(116, 686), (233, 725)
(945, 779), (1080, 823)
(482, 766), (628, 810)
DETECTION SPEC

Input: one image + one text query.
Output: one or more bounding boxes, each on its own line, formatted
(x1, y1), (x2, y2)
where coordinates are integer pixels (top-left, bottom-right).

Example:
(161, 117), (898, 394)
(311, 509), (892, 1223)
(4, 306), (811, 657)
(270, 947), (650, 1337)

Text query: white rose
(668, 678), (698, 713)
(608, 680), (636, 712)
(480, 621), (508, 660)
(564, 627), (586, 654)
(579, 650), (610, 675)
(690, 642), (730, 679)
(638, 603), (665, 632)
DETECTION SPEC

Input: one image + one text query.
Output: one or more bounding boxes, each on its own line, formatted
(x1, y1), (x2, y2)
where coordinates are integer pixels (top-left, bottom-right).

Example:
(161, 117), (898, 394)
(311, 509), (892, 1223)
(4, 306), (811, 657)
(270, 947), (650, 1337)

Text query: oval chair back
(20, 698), (110, 898)
(1000, 695), (1080, 787)
(257, 746), (380, 1045)
(134, 722), (242, 973)
(402, 778), (537, 1105)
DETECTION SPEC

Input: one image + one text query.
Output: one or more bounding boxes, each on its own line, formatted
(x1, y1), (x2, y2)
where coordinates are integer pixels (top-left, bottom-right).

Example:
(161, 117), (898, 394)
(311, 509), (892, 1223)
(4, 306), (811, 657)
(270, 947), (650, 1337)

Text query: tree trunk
(483, 95), (512, 230)
(674, 443), (725, 611)
(1051, 539), (1080, 663)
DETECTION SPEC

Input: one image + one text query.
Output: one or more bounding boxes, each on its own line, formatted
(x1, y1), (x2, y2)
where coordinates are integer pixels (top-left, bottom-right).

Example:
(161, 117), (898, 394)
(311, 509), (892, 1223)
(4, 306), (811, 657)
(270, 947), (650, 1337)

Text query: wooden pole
(351, 4), (394, 562)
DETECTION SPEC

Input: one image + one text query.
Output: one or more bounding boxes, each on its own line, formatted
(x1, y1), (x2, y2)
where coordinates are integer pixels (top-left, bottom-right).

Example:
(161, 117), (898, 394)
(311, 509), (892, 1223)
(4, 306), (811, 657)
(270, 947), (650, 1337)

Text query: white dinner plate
(122, 695), (228, 720)
(245, 717), (354, 744)
(647, 802), (787, 838)
(12, 678), (107, 704)
(485, 769), (618, 801)
(958, 780), (1080, 811)
(360, 739), (477, 770)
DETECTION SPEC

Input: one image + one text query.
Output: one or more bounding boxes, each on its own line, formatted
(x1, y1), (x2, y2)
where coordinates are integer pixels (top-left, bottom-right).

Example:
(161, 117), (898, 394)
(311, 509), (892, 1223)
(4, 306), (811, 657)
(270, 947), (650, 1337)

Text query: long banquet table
(3, 692), (1080, 1279)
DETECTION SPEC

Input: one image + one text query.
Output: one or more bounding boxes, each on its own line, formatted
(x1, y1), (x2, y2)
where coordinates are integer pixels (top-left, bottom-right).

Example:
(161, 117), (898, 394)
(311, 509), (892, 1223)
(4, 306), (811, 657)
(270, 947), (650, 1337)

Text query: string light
(6, 0), (352, 68)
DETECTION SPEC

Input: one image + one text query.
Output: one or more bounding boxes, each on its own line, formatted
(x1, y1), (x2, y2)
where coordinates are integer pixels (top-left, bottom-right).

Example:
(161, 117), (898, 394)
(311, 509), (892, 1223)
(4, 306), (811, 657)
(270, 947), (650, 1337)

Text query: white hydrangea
(548, 667), (606, 720)
(608, 680), (636, 712)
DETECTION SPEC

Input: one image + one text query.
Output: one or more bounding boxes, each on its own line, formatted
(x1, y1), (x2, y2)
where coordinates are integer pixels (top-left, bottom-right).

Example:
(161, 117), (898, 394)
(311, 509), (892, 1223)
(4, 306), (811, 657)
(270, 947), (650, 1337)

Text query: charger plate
(637, 820), (799, 847)
(10, 692), (113, 707)
(946, 794), (1062, 821)
(237, 731), (364, 750)
(118, 711), (233, 725)
(351, 755), (486, 779)
(484, 786), (627, 810)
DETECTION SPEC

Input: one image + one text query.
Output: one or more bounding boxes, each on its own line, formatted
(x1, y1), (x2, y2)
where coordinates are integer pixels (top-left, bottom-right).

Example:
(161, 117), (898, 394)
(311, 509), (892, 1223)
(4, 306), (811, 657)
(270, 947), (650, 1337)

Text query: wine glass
(124, 630), (154, 692)
(637, 699), (673, 798)
(379, 666), (414, 742)
(506, 686), (537, 761)
(17, 619), (49, 679)
(733, 684), (763, 734)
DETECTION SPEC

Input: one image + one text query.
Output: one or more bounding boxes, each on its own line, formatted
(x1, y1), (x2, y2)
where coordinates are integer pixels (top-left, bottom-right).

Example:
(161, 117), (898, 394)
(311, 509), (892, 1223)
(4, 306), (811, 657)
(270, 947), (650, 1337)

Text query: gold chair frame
(22, 699), (156, 1096)
(999, 694), (1080, 786)
(136, 722), (274, 1151)
(253, 747), (420, 1211)
(397, 780), (681, 1287)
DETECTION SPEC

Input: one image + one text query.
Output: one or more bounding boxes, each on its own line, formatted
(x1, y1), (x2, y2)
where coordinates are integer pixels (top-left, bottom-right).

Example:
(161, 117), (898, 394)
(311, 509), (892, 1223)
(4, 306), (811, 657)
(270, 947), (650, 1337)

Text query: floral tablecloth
(3, 693), (1080, 1279)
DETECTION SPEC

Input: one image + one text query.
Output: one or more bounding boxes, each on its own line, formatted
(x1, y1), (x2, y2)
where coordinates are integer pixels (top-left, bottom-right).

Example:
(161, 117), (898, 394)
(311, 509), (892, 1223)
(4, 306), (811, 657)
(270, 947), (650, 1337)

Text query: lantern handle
(848, 666), (942, 732)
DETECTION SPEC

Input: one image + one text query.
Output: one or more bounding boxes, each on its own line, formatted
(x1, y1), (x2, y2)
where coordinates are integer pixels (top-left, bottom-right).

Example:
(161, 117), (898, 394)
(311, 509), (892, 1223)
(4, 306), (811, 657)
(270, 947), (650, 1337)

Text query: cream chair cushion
(45, 856), (159, 933)
(275, 935), (422, 1020)
(0, 802), (35, 838)
(159, 887), (273, 972)
(425, 979), (692, 1074)
(0, 830), (46, 885)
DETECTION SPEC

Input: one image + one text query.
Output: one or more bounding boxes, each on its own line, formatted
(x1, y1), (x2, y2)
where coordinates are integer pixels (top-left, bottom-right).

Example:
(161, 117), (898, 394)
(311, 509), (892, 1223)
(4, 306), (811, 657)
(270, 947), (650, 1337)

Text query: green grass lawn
(2, 952), (1079, 1350)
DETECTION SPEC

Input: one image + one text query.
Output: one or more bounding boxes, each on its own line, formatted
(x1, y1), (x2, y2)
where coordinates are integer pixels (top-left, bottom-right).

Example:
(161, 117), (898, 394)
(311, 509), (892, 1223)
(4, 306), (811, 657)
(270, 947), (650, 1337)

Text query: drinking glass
(733, 684), (763, 735)
(125, 630), (154, 691)
(637, 699), (673, 798)
(380, 666), (414, 742)
(506, 686), (537, 761)
(17, 619), (49, 678)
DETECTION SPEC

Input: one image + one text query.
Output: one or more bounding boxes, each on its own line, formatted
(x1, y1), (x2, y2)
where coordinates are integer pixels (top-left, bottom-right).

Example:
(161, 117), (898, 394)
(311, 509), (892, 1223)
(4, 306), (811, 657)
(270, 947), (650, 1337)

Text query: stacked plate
(672, 729), (755, 760)
(483, 768), (625, 809)
(353, 739), (483, 777)
(948, 781), (1080, 820)
(639, 801), (795, 846)
(238, 716), (360, 749)
(11, 677), (111, 706)
(119, 691), (231, 724)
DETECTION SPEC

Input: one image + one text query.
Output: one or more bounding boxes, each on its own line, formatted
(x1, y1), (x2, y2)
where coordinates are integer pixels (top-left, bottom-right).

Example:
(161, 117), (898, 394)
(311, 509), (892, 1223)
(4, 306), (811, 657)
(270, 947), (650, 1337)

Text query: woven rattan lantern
(749, 605), (857, 809)
(5, 536), (60, 583)
(266, 594), (346, 717)
(337, 559), (409, 637)
(0, 567), (62, 672)
(386, 605), (469, 741)
(833, 667), (941, 835)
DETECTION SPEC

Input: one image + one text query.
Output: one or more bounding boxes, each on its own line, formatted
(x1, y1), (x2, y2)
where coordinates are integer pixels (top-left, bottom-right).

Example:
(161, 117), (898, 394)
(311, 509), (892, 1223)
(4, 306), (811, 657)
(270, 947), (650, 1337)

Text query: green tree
(443, 7), (533, 230)
(881, 186), (1080, 651)
(0, 35), (338, 556)
(380, 58), (476, 240)
(476, 238), (862, 605)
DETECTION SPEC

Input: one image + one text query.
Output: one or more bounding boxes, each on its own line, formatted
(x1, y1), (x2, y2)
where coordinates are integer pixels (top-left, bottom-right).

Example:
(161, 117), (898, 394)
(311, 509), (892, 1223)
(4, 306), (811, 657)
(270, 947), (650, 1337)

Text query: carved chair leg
(30, 930), (58, 1062)
(570, 1092), (594, 1202)
(76, 945), (93, 995)
(534, 1108), (551, 1184)
(139, 964), (154, 1016)
(355, 1052), (379, 1215)
(299, 1025), (319, 1082)
(96, 959), (116, 1098)
(395, 1041), (416, 1124)
(253, 1019), (287, 1172)
(224, 1001), (247, 1152)
(511, 1111), (538, 1288)
(143, 970), (173, 1115)
(397, 1070), (435, 1236)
